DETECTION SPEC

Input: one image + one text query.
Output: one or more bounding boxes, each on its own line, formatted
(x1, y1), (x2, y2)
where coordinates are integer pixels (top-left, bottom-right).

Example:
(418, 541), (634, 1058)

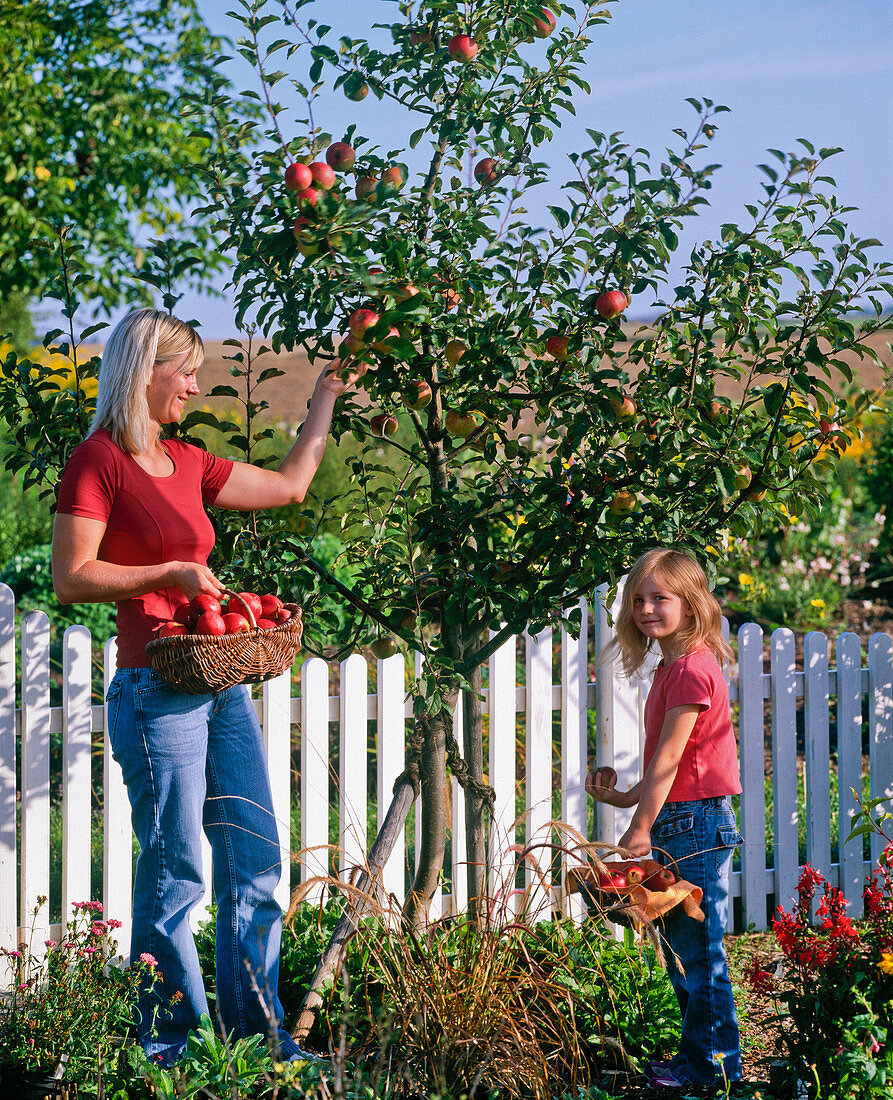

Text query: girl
(586, 548), (743, 1090)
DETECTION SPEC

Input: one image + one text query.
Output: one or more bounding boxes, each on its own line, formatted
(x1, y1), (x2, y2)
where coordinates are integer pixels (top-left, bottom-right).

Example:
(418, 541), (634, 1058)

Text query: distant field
(195, 327), (893, 424)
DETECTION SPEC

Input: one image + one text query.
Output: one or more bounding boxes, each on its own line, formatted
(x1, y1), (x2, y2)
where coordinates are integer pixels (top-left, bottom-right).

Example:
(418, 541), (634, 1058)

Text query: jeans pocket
(652, 812), (697, 861)
(715, 823), (743, 873)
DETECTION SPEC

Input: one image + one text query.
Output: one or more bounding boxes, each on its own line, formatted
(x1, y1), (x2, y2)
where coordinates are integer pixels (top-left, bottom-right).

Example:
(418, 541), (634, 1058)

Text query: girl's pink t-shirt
(56, 429), (233, 668)
(643, 647), (742, 801)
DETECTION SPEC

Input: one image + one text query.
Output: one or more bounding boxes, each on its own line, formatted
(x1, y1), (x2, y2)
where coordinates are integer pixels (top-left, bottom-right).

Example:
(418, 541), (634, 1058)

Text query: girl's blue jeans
(651, 796), (743, 1087)
(107, 667), (295, 1065)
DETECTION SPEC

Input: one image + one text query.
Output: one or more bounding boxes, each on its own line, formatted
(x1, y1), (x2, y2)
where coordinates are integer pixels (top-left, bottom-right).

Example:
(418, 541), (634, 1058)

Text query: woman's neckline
(128, 438), (177, 480)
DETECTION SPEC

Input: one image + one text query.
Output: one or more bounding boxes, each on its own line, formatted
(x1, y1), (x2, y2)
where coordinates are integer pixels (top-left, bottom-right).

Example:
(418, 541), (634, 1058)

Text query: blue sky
(85, 0), (893, 338)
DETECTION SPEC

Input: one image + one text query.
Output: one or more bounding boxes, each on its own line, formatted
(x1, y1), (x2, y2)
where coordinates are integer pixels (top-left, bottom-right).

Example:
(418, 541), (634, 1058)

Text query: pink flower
(868, 1036), (882, 1054)
(2, 948), (22, 958)
(83, 947), (98, 955)
(139, 952), (158, 968)
(107, 918), (122, 929)
(44, 940), (57, 949)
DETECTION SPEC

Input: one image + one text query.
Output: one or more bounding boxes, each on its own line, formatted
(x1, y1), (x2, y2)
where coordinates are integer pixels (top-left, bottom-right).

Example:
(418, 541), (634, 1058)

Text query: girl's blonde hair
(608, 548), (732, 677)
(90, 308), (203, 454)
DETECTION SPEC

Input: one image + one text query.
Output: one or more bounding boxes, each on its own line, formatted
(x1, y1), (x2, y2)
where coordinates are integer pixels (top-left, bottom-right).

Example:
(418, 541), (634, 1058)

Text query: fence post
(262, 671), (293, 913)
(525, 627), (553, 920)
(339, 653), (368, 880)
(62, 625), (93, 922)
(738, 622), (767, 930)
(868, 633), (893, 869)
(103, 640), (133, 957)
(376, 652), (406, 906)
(300, 657), (330, 903)
(561, 599), (589, 921)
(21, 611), (51, 950)
(0, 585), (16, 951)
(488, 629), (517, 917)
(836, 632), (865, 914)
(804, 632), (832, 890)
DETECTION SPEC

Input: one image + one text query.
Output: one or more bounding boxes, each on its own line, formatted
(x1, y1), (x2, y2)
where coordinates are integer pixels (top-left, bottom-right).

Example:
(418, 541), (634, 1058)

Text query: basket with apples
(567, 858), (705, 926)
(146, 589), (302, 694)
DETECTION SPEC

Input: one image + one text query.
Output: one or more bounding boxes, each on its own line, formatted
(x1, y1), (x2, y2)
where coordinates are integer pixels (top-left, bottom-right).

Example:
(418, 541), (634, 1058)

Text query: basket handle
(222, 589), (258, 629)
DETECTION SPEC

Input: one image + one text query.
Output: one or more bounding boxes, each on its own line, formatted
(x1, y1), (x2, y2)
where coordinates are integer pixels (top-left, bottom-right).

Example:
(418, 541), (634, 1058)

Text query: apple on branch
(609, 392), (637, 421)
(445, 409), (483, 438)
(531, 9), (557, 37)
(545, 335), (571, 360)
(403, 379), (433, 411)
(348, 308), (380, 342)
(309, 161), (336, 190)
(284, 162), (312, 192)
(608, 489), (637, 515)
(594, 290), (629, 319)
(355, 176), (378, 201)
(474, 158), (498, 186)
(444, 340), (467, 365)
(326, 142), (356, 170)
(370, 412), (399, 437)
(448, 33), (478, 62)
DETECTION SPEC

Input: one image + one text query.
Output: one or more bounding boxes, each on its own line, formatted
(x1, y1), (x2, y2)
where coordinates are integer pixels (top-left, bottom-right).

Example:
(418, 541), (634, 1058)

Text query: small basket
(145, 591), (303, 694)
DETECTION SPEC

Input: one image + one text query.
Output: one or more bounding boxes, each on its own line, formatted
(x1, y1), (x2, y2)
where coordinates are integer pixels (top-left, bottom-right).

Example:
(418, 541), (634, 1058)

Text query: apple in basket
(157, 621), (189, 638)
(190, 593), (223, 619)
(624, 864), (646, 886)
(225, 592), (263, 620)
(597, 867), (629, 890)
(222, 612), (251, 634)
(195, 612), (226, 636)
(645, 867), (677, 891)
(256, 618), (278, 630)
(259, 593), (283, 618)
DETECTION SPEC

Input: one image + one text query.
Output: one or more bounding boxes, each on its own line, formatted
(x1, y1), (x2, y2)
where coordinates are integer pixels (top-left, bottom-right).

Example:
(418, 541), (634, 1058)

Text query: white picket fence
(2, 583), (893, 966)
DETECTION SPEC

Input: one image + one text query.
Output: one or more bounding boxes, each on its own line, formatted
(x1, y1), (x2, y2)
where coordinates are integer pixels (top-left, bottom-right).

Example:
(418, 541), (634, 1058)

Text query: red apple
(309, 161), (336, 189)
(173, 604), (194, 626)
(545, 335), (570, 360)
(225, 592), (263, 621)
(595, 290), (629, 319)
(403, 379), (433, 411)
(284, 162), (313, 192)
(624, 864), (646, 886)
(349, 308), (380, 339)
(222, 612), (251, 634)
(259, 593), (283, 617)
(294, 186), (319, 208)
(370, 413), (399, 437)
(292, 215), (319, 257)
(157, 621), (189, 638)
(531, 8), (557, 36)
(379, 165), (406, 194)
(733, 464), (751, 491)
(272, 606), (292, 624)
(474, 157), (498, 186)
(190, 593), (222, 619)
(326, 142), (356, 170)
(745, 484), (767, 503)
(448, 33), (479, 62)
(444, 339), (466, 365)
(445, 409), (482, 437)
(355, 176), (378, 201)
(704, 399), (725, 422)
(610, 393), (637, 421)
(196, 612), (226, 637)
(608, 490), (637, 515)
(645, 867), (677, 892)
(256, 618), (278, 631)
(597, 867), (629, 890)
(374, 326), (401, 353)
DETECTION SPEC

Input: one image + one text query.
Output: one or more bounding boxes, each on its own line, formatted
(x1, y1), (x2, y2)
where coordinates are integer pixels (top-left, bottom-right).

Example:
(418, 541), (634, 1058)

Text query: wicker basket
(145, 594), (303, 694)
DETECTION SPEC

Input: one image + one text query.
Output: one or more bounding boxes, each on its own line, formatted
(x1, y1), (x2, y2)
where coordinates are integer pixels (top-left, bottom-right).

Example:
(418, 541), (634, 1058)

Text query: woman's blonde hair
(607, 548), (732, 677)
(90, 308), (203, 454)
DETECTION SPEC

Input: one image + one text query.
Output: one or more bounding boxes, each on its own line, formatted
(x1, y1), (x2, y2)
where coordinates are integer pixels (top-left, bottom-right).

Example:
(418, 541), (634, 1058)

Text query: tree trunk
(290, 774), (417, 1040)
(401, 708), (450, 929)
(462, 661), (487, 923)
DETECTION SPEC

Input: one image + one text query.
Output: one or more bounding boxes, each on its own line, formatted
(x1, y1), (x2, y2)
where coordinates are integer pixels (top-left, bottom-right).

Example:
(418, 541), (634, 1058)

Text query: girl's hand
(314, 357), (366, 399)
(616, 823), (653, 859)
(585, 765), (619, 802)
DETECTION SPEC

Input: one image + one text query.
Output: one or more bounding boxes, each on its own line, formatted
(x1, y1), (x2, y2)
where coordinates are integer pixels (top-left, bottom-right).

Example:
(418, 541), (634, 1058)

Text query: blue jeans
(107, 668), (295, 1064)
(651, 796), (743, 1087)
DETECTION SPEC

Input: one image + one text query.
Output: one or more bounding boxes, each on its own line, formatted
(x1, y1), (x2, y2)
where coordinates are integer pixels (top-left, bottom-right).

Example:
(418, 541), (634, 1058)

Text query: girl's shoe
(644, 1063), (685, 1090)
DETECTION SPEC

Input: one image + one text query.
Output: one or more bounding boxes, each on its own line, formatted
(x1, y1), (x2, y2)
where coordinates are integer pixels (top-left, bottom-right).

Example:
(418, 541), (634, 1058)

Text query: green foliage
(0, 292), (35, 354)
(0, 464), (53, 567)
(0, 0), (231, 311)
(745, 858), (893, 1099)
(0, 900), (150, 1096)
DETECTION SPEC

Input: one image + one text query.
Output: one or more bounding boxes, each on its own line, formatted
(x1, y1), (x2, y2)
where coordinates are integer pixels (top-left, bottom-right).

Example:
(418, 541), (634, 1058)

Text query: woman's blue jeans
(107, 668), (292, 1064)
(651, 796), (743, 1087)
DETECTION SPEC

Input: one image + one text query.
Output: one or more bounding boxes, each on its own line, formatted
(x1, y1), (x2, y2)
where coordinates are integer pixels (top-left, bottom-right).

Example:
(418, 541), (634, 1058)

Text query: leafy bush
(745, 856), (893, 1098)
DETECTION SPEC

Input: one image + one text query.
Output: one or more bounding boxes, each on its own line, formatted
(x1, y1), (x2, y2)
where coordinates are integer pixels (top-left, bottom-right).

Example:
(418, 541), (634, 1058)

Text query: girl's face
(146, 352), (201, 427)
(631, 573), (694, 655)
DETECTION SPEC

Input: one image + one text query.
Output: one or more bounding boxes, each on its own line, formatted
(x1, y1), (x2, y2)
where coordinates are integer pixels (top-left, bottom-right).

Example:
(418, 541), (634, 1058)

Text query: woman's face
(146, 352), (201, 426)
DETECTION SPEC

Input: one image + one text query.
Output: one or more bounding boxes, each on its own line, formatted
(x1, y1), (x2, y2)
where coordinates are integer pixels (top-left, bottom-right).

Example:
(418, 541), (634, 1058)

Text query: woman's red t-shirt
(643, 647), (742, 801)
(56, 429), (233, 668)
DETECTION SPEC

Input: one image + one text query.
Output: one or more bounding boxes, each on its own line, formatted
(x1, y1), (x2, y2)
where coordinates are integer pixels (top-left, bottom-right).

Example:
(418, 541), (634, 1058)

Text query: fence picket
(525, 628), (553, 920)
(770, 628), (798, 914)
(804, 632), (832, 889)
(102, 640), (132, 956)
(451, 700), (468, 917)
(376, 653), (406, 905)
(868, 633), (893, 868)
(488, 630), (517, 917)
(300, 658), (330, 902)
(262, 672), (293, 913)
(339, 654), (368, 879)
(561, 600), (589, 922)
(62, 626), (93, 923)
(21, 611), (51, 949)
(837, 633), (864, 914)
(738, 622), (766, 930)
(0, 585), (15, 952)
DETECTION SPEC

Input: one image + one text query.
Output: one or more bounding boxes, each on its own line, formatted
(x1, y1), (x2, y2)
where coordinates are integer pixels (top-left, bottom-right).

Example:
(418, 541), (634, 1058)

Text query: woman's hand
(616, 824), (653, 860)
(314, 357), (367, 399)
(169, 562), (226, 601)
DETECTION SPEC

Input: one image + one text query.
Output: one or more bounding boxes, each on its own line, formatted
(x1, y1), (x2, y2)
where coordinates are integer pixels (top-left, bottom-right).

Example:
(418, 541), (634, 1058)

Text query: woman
(52, 308), (362, 1064)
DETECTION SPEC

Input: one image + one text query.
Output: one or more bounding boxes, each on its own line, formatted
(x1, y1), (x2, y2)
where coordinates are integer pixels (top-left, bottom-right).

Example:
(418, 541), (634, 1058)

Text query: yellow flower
(810, 599), (826, 611)
(738, 573), (754, 587)
(705, 545), (720, 557)
(35, 165), (51, 181)
(879, 951), (893, 975)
